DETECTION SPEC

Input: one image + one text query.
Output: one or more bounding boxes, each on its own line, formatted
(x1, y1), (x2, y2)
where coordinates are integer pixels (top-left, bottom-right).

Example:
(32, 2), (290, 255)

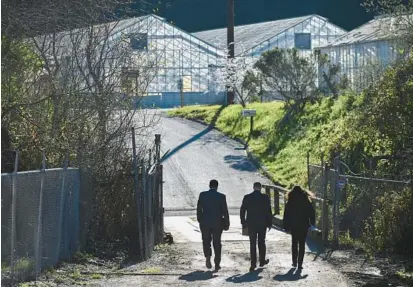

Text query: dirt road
(85, 216), (349, 286)
(22, 114), (408, 287)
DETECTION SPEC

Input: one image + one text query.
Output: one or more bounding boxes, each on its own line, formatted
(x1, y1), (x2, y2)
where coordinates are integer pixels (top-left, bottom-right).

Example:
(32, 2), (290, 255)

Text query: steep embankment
(169, 95), (364, 187)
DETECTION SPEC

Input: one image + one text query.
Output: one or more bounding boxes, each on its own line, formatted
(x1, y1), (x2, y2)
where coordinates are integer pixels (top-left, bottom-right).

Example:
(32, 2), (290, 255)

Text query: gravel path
(23, 114), (410, 287)
(86, 113), (350, 286)
(89, 220), (349, 287)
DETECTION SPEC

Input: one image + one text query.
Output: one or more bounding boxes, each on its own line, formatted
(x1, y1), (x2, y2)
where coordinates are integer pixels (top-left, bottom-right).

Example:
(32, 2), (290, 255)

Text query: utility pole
(227, 0), (235, 105)
(178, 78), (183, 107)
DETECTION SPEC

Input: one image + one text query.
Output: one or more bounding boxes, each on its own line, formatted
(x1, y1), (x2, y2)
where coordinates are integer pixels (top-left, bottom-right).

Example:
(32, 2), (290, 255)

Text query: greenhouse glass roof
(192, 15), (324, 55)
(322, 14), (413, 48)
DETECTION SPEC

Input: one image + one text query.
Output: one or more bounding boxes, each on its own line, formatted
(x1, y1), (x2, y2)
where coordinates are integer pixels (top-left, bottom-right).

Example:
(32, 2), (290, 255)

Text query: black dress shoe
(215, 265), (221, 271)
(205, 256), (212, 269)
(259, 259), (270, 267)
(298, 265), (303, 270)
(292, 262), (297, 268)
(249, 265), (256, 272)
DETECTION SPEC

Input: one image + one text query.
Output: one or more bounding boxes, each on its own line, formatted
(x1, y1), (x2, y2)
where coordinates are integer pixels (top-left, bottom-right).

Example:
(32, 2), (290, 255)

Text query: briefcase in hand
(221, 218), (229, 231)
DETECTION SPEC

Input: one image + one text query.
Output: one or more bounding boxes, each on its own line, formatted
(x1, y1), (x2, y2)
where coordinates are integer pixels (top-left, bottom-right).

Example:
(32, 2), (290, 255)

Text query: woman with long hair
(283, 185), (315, 270)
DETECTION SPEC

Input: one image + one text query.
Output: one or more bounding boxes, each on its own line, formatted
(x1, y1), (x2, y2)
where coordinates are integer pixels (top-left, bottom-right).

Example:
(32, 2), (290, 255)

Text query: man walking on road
(197, 179), (230, 271)
(240, 182), (272, 272)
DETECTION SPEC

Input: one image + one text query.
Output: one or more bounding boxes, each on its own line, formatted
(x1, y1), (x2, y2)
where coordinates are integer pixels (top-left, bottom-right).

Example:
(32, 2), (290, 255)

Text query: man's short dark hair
(253, 182), (262, 190)
(209, 179), (219, 189)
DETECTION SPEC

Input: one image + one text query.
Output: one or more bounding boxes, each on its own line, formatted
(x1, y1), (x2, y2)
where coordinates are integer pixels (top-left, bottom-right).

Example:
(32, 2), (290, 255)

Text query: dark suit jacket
(283, 198), (315, 233)
(240, 190), (272, 229)
(197, 189), (230, 230)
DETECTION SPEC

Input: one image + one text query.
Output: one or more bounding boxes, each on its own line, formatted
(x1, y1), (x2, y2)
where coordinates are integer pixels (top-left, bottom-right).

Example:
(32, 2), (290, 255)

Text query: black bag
(221, 217), (229, 231)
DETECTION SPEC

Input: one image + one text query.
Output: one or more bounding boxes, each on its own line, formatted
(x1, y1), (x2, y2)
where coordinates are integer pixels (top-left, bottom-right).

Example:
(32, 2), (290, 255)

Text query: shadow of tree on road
(178, 270), (217, 282)
(224, 155), (257, 172)
(161, 105), (226, 162)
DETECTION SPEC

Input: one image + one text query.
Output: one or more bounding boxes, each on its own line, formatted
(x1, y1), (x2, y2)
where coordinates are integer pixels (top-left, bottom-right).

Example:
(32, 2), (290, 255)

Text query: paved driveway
(153, 114), (271, 213)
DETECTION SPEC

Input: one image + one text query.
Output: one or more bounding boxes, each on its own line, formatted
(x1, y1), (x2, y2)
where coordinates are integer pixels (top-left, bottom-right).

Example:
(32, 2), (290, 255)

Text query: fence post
(159, 164), (165, 237)
(409, 166), (413, 209)
(368, 159), (376, 244)
(307, 151), (311, 189)
(35, 151), (46, 278)
(131, 127), (143, 258)
(155, 134), (161, 163)
(322, 163), (330, 244)
(332, 156), (340, 247)
(264, 186), (270, 198)
(154, 134), (164, 243)
(275, 188), (280, 215)
(11, 150), (19, 280)
(144, 160), (149, 259)
(56, 154), (68, 262)
(141, 159), (148, 260)
(264, 186), (271, 214)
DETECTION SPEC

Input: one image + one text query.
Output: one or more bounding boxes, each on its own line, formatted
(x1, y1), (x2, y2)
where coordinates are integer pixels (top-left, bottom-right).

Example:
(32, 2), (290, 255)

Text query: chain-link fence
(132, 132), (164, 261)
(336, 174), (410, 245)
(1, 133), (165, 283)
(308, 164), (337, 242)
(307, 155), (412, 247)
(1, 166), (81, 284)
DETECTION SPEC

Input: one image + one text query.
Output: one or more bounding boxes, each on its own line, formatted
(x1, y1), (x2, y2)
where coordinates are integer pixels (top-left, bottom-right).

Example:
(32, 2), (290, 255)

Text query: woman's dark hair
(286, 185), (314, 203)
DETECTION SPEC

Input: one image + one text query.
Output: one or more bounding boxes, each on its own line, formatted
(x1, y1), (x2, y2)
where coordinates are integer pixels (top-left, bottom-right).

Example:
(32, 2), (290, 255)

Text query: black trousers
(248, 226), (267, 266)
(201, 225), (223, 265)
(291, 229), (307, 267)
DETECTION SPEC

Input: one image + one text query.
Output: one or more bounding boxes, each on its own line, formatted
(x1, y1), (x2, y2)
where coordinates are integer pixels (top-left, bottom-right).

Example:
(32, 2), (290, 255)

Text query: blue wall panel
(137, 92), (226, 108)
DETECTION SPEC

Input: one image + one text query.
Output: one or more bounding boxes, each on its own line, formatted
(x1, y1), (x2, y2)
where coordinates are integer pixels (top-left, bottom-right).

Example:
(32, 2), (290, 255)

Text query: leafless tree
(28, 21), (160, 170)
(1, 0), (163, 167)
(2, 0), (167, 243)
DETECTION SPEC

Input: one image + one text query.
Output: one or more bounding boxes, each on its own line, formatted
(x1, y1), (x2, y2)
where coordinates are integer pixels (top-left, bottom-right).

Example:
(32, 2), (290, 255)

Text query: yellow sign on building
(182, 76), (192, 92)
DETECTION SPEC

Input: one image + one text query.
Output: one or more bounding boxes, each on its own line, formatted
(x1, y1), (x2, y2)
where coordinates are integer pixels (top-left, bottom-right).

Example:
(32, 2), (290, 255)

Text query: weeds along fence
(131, 132), (165, 261)
(262, 153), (411, 248)
(1, 132), (165, 284)
(307, 154), (411, 248)
(1, 152), (86, 284)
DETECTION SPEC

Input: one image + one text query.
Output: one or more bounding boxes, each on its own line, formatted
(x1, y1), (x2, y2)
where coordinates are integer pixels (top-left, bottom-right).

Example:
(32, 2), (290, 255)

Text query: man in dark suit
(240, 182), (272, 271)
(197, 179), (230, 271)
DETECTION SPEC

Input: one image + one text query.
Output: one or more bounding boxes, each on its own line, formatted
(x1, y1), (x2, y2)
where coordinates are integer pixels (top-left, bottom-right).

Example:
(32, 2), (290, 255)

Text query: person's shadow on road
(178, 270), (217, 282)
(226, 268), (264, 283)
(273, 268), (308, 281)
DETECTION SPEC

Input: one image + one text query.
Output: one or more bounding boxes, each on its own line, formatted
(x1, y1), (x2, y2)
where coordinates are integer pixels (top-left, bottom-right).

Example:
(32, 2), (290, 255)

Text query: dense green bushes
(367, 187), (413, 254)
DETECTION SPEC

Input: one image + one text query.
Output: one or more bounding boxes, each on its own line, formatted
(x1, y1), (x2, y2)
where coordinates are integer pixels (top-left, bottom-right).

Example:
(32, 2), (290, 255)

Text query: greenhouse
(37, 14), (349, 107)
(194, 15), (346, 59)
(319, 15), (411, 90)
(116, 14), (348, 107)
(113, 14), (228, 107)
(193, 14), (346, 101)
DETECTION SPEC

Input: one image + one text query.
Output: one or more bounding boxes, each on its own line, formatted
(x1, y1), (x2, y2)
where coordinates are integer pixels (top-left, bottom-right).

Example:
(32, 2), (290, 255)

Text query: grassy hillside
(169, 95), (364, 187)
(169, 57), (413, 263)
